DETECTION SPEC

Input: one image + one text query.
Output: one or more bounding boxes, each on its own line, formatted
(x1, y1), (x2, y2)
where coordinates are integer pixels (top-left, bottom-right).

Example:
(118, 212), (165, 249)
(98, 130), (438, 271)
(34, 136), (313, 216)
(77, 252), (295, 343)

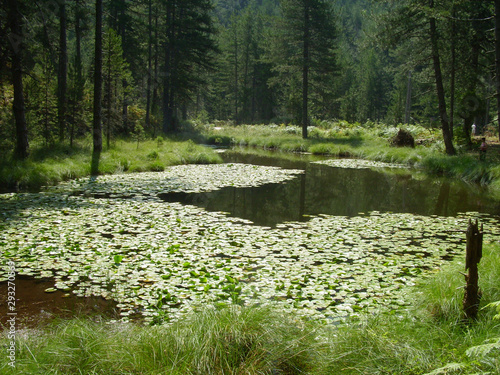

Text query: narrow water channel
(159, 149), (500, 227)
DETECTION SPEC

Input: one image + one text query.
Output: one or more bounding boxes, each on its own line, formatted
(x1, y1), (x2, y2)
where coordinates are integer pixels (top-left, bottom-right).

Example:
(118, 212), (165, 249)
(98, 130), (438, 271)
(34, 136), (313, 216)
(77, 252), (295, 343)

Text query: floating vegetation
(313, 158), (406, 170)
(1, 163), (499, 324)
(54, 163), (304, 198)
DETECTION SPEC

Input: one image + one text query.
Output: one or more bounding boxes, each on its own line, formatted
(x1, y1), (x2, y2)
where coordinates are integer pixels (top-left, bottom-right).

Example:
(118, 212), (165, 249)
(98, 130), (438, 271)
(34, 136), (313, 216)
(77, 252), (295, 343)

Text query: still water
(159, 149), (500, 227)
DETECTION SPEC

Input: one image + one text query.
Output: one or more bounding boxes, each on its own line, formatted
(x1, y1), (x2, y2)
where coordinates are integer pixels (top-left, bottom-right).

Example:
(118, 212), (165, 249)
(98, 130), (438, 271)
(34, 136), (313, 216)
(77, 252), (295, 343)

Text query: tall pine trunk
(162, 0), (175, 133)
(449, 6), (456, 140)
(8, 0), (29, 160)
(145, 0), (152, 129)
(495, 0), (500, 141)
(92, 0), (103, 169)
(153, 10), (159, 136)
(71, 0), (84, 148)
(233, 17), (239, 124)
(57, 0), (67, 143)
(429, 0), (455, 155)
(105, 32), (112, 150)
(302, 2), (310, 139)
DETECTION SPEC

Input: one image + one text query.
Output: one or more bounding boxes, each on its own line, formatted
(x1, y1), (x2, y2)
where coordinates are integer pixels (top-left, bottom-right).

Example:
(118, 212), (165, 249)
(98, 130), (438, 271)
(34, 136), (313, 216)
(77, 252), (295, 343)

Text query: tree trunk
(105, 32), (112, 150)
(429, 0), (455, 155)
(449, 7), (456, 140)
(152, 9), (159, 136)
(92, 0), (103, 166)
(57, 0), (67, 143)
(405, 71), (412, 125)
(461, 16), (481, 150)
(162, 0), (174, 134)
(233, 17), (239, 124)
(495, 0), (500, 141)
(8, 0), (29, 160)
(71, 0), (84, 148)
(463, 219), (483, 320)
(145, 0), (152, 129)
(302, 2), (310, 139)
(119, 4), (128, 133)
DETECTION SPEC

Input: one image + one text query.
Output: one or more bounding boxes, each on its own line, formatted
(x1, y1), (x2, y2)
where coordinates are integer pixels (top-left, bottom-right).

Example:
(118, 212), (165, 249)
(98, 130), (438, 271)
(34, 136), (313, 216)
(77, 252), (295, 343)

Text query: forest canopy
(1, 0), (500, 158)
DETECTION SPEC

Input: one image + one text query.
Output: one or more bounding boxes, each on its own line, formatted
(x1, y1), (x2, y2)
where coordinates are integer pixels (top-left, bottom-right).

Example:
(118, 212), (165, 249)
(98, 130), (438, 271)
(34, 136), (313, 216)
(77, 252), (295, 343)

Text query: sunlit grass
(1, 307), (323, 374)
(320, 242), (500, 375)
(0, 138), (222, 191)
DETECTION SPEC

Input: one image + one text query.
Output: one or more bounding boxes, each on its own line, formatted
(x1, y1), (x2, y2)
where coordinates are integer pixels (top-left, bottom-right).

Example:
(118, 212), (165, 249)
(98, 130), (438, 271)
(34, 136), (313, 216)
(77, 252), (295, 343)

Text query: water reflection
(158, 150), (500, 227)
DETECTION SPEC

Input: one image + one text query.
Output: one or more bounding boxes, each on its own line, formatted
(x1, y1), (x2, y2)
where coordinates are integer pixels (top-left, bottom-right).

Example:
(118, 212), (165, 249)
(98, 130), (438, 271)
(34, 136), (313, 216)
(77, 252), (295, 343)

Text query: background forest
(1, 0), (499, 158)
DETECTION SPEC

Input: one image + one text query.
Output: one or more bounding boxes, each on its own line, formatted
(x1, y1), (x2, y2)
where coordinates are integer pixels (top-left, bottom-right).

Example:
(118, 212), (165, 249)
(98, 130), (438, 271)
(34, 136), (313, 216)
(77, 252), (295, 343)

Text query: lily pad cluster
(54, 163), (304, 198)
(313, 158), (406, 170)
(1, 163), (499, 324)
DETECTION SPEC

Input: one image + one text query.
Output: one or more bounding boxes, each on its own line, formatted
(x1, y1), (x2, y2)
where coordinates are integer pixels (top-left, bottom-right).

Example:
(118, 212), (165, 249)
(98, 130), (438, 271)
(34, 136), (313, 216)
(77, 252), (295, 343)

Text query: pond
(161, 149), (500, 227)
(1, 149), (500, 326)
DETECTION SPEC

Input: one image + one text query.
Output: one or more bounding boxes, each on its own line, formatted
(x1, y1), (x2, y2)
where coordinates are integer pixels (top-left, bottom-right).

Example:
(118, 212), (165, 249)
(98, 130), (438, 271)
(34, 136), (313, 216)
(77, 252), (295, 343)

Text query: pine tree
(57, 0), (67, 143)
(160, 0), (218, 133)
(7, 0), (29, 159)
(92, 0), (103, 172)
(273, 0), (337, 138)
(103, 27), (131, 148)
(377, 0), (456, 155)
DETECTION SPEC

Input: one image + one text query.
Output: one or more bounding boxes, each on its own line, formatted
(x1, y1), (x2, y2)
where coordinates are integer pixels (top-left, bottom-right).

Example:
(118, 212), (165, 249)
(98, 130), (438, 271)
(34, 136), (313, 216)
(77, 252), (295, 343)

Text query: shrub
(147, 150), (160, 160)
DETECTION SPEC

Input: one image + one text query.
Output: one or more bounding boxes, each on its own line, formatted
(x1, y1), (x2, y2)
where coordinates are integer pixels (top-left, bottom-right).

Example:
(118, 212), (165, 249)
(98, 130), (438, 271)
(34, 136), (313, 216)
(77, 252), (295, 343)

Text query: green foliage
(155, 136), (164, 148)
(147, 150), (159, 160)
(0, 84), (14, 152)
(0, 307), (323, 374)
(25, 53), (58, 145)
(0, 138), (222, 190)
(488, 301), (500, 320)
(133, 123), (146, 149)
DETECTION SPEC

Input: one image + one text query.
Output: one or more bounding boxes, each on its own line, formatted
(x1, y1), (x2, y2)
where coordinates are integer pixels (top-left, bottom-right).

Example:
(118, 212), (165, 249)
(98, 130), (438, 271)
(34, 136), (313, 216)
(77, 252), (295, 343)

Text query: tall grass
(320, 242), (500, 374)
(2, 307), (323, 374)
(0, 138), (222, 191)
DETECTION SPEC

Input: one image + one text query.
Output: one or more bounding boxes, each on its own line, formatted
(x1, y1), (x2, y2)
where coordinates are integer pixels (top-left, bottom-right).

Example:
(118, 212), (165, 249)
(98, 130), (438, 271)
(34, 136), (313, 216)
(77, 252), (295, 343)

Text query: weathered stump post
(463, 219), (483, 320)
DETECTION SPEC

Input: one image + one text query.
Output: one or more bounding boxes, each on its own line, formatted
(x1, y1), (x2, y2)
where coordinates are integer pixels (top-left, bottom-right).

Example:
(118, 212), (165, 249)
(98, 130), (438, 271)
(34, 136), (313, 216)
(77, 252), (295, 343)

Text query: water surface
(159, 149), (500, 227)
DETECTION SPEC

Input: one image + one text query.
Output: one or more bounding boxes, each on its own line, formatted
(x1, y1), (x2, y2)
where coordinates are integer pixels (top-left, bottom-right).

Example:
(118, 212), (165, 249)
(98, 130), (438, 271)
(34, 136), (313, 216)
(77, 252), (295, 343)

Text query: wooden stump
(463, 219), (483, 320)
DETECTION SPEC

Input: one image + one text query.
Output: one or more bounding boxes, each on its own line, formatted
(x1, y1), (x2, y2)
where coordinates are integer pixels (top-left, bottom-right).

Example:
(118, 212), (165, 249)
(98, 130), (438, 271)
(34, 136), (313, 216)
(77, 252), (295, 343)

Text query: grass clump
(321, 242), (500, 374)
(1, 307), (323, 374)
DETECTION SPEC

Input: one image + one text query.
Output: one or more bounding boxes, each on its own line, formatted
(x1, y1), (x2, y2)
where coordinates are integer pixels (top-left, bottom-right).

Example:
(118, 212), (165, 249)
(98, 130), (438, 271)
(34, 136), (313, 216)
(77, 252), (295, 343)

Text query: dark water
(159, 149), (500, 227)
(0, 276), (118, 328)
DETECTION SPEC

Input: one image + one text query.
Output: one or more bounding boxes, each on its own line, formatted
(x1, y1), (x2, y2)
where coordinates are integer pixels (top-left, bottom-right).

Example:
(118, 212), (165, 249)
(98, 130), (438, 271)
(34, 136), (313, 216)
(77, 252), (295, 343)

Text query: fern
(485, 301), (500, 320)
(424, 301), (500, 375)
(466, 338), (500, 359)
(423, 362), (465, 375)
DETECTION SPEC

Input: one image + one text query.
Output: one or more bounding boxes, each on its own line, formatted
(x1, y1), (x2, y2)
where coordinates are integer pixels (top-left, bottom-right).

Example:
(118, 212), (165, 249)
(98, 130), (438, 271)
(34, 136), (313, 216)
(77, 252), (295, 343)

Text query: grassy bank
(2, 121), (499, 195)
(2, 243), (499, 374)
(0, 138), (222, 191)
(199, 122), (500, 197)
